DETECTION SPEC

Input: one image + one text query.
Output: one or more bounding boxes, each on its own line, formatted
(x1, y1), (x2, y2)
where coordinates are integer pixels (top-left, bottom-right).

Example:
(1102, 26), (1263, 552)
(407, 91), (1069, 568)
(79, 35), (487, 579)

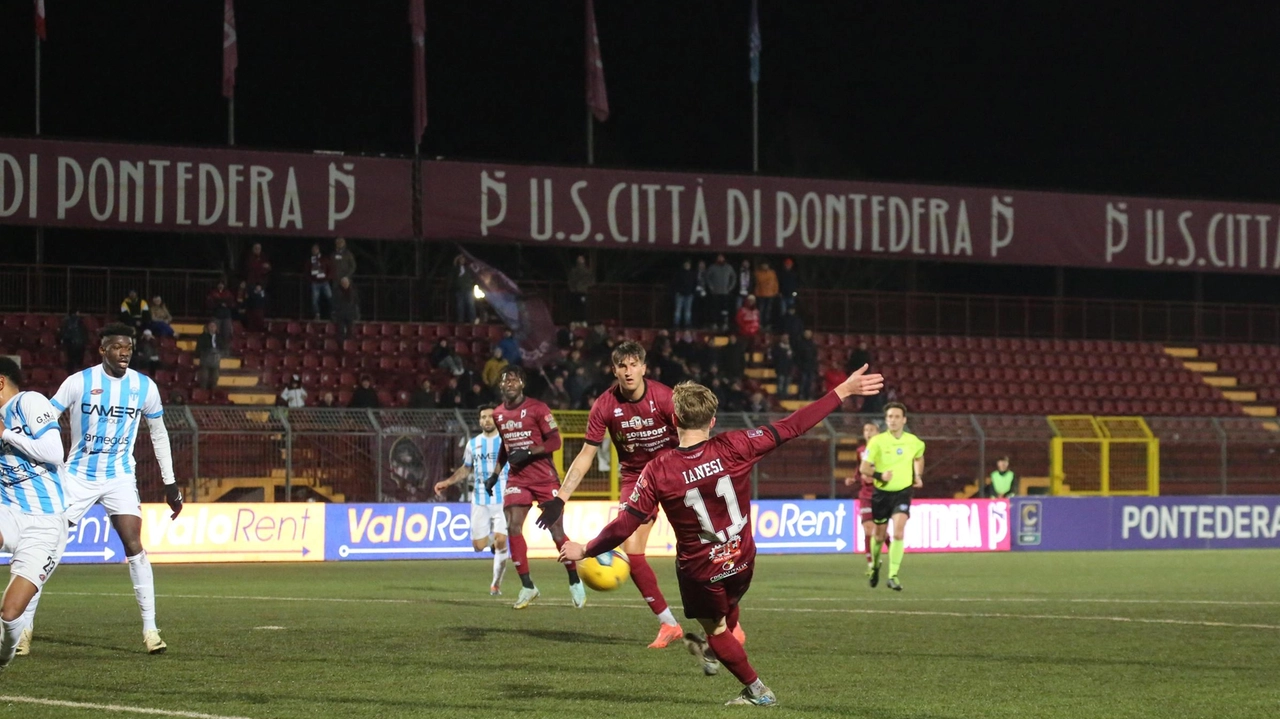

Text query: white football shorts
(470, 503), (508, 540)
(62, 474), (142, 524)
(0, 505), (68, 590)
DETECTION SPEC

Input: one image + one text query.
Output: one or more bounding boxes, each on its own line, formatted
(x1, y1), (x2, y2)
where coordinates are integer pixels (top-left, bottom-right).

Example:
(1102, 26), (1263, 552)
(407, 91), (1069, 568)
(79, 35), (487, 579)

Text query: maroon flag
(585, 0), (608, 122)
(222, 0), (238, 99)
(34, 0), (46, 40)
(459, 250), (558, 368)
(409, 0), (427, 145)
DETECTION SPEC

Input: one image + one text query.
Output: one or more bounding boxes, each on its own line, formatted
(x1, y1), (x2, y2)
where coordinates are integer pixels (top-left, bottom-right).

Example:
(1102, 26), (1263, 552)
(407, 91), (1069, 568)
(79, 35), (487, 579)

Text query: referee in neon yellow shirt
(858, 402), (924, 591)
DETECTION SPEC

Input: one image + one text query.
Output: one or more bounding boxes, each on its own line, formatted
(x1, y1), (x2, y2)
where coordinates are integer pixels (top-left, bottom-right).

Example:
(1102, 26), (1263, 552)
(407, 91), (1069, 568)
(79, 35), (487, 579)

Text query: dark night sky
(3, 1), (1280, 301)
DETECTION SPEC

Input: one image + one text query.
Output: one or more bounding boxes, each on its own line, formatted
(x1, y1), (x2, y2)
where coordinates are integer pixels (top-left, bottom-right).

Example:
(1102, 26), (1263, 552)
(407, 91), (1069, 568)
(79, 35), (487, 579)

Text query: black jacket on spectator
(794, 336), (818, 372)
(720, 339), (746, 381)
(408, 388), (438, 408)
(671, 265), (698, 295)
(778, 265), (799, 297)
(781, 311), (804, 344)
(349, 387), (381, 408)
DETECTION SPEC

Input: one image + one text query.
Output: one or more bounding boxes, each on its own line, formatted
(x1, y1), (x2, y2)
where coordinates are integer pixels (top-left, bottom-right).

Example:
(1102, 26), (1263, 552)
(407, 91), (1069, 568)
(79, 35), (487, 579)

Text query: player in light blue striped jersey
(435, 404), (510, 595)
(0, 357), (69, 671)
(19, 324), (183, 657)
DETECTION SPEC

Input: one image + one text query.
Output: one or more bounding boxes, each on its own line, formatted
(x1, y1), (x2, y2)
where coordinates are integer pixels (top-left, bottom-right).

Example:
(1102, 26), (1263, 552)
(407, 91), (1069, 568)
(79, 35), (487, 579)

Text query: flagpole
(228, 97), (235, 146)
(752, 82), (759, 173)
(34, 38), (41, 135)
(587, 107), (594, 166)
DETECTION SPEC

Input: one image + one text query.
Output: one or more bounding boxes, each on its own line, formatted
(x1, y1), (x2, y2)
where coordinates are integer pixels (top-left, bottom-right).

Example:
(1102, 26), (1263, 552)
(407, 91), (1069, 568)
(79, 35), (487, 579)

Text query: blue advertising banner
(0, 505), (126, 566)
(1013, 496), (1280, 551)
(751, 500), (851, 554)
(327, 504), (478, 560)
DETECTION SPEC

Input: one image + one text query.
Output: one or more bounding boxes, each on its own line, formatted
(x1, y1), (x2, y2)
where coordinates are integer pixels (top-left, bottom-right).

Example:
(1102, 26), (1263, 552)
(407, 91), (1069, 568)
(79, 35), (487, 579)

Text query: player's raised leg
(623, 521), (683, 647)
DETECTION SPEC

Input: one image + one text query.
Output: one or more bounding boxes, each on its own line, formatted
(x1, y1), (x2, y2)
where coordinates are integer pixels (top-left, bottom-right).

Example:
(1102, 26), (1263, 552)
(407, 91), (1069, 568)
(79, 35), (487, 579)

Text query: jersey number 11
(684, 476), (748, 545)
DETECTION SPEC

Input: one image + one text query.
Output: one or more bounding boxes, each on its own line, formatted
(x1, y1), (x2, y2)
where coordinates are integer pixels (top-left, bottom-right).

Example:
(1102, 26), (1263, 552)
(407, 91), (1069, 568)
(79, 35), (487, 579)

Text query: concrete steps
(1166, 345), (1278, 421)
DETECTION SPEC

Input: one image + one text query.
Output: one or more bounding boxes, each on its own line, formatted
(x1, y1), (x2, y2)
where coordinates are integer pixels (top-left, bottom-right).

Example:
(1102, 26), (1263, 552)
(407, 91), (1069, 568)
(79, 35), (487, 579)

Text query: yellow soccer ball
(578, 550), (631, 592)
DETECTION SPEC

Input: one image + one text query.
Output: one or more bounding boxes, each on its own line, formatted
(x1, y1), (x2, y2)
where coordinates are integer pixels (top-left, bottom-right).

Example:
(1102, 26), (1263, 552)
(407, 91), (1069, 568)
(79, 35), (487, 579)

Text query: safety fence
(117, 408), (1280, 505)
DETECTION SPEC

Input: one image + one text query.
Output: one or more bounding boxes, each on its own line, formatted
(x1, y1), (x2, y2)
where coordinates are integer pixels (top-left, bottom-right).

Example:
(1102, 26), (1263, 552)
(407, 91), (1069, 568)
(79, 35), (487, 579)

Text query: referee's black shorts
(871, 487), (913, 524)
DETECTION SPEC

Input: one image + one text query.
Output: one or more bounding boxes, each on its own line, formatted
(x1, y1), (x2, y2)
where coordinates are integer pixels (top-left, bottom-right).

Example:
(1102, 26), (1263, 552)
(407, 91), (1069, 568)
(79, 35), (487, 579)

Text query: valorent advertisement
(852, 499), (1012, 553)
(3, 500), (1005, 565)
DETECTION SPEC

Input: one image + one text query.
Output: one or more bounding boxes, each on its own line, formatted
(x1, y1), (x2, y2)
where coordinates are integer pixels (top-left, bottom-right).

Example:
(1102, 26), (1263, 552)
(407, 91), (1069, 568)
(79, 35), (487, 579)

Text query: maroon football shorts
(677, 565), (754, 620)
(503, 477), (561, 508)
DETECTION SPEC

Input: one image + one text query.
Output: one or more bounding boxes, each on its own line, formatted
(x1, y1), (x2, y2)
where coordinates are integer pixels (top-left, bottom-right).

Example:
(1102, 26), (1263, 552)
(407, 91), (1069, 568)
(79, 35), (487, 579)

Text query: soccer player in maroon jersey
(484, 366), (585, 610)
(554, 341), (684, 649)
(561, 364), (884, 706)
(844, 420), (889, 574)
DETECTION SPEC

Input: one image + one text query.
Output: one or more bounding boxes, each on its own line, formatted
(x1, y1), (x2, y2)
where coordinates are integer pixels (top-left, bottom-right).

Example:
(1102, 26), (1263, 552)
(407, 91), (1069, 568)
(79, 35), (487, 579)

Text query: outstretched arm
(557, 442), (600, 502)
(434, 463), (471, 495)
(560, 507), (646, 562)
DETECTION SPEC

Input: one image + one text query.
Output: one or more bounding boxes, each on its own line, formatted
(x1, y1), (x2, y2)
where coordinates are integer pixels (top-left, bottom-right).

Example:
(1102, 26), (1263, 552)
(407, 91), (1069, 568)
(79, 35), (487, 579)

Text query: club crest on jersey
(520, 409), (527, 418)
(896, 448), (904, 455)
(544, 414), (558, 429)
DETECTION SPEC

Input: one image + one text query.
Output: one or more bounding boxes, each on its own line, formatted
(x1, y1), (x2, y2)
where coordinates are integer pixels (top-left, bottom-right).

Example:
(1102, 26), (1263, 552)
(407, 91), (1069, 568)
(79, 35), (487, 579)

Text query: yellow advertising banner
(140, 503), (324, 563)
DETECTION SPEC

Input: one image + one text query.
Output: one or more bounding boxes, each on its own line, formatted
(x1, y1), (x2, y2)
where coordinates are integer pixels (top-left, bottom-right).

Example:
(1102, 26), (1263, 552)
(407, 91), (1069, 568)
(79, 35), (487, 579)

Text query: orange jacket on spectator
(753, 267), (779, 298)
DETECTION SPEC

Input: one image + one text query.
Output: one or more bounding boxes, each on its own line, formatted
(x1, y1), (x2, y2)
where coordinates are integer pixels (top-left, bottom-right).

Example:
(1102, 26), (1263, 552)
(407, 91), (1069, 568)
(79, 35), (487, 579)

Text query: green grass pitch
(0, 551), (1276, 718)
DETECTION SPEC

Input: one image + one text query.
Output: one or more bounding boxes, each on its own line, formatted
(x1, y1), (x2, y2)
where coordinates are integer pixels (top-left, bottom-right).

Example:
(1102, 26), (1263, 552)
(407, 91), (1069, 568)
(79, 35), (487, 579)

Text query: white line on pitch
(54, 591), (413, 605)
(751, 596), (1280, 606)
(0, 695), (255, 719)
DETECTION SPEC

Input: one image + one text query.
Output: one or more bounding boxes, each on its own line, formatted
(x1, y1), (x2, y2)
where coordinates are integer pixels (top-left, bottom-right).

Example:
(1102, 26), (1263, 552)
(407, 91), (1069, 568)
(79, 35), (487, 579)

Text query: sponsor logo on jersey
(503, 486), (522, 496)
(545, 414), (558, 430)
(747, 429), (764, 438)
(34, 411), (52, 425)
(501, 420), (521, 430)
(621, 416), (655, 430)
(613, 407), (624, 417)
(90, 389), (104, 396)
(896, 447), (904, 455)
(80, 403), (144, 419)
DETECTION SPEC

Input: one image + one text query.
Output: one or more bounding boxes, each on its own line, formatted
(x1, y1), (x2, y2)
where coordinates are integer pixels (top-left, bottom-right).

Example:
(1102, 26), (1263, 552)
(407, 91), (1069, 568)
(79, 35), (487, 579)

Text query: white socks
(128, 551), (157, 633)
(492, 548), (509, 587)
(19, 590), (39, 632)
(0, 617), (23, 663)
(657, 608), (677, 626)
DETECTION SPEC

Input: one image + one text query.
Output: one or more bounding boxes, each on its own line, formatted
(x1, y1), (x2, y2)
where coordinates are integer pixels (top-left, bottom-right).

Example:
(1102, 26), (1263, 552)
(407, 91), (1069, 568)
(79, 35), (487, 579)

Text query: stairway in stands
(173, 323), (276, 405)
(1163, 346), (1278, 429)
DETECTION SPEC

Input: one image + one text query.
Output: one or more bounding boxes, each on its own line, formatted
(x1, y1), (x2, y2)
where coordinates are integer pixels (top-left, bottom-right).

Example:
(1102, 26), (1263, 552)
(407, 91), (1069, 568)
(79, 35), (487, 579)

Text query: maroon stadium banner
(0, 137), (413, 239)
(423, 160), (1280, 275)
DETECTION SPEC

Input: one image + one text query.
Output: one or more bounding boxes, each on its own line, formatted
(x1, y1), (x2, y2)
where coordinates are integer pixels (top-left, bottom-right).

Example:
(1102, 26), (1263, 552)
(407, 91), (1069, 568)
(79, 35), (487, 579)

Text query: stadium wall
(1012, 496), (1280, 550)
(14, 499), (1014, 565)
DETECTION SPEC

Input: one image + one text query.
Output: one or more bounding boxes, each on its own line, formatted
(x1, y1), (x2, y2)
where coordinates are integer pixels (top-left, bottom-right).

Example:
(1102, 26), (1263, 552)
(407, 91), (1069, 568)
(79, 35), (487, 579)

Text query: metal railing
(122, 408), (1280, 505)
(4, 263), (1280, 343)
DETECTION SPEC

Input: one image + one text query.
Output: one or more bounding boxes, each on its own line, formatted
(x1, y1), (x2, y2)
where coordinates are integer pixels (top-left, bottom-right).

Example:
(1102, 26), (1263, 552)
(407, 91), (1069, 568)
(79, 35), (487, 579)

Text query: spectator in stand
(58, 309), (87, 373)
(234, 281), (250, 324)
(168, 392), (186, 406)
(196, 321), (223, 390)
(694, 259), (709, 327)
(736, 259), (754, 310)
(280, 374), (308, 409)
(723, 380), (748, 412)
(703, 254), (736, 331)
(735, 294), (761, 341)
(566, 365), (588, 409)
(331, 237), (357, 290)
(543, 375), (571, 409)
(438, 346), (467, 377)
(131, 329), (161, 376)
(429, 339), (452, 368)
(205, 280), (236, 348)
(482, 347), (508, 389)
(824, 361), (847, 394)
(453, 254), (477, 324)
(349, 376), (381, 408)
(777, 257), (799, 315)
(672, 258), (697, 329)
(780, 304), (804, 345)
(771, 333), (795, 398)
(846, 340), (872, 375)
(440, 376), (465, 409)
(747, 390), (769, 414)
(794, 329), (819, 400)
(567, 255), (595, 326)
(307, 243), (334, 320)
(497, 329), (521, 365)
(149, 296), (175, 338)
(409, 378), (438, 408)
(245, 284), (268, 332)
(317, 391), (338, 408)
(244, 242), (272, 290)
(753, 261), (779, 331)
(119, 290), (150, 332)
(331, 276), (361, 340)
(720, 333), (746, 381)
(464, 381), (486, 409)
